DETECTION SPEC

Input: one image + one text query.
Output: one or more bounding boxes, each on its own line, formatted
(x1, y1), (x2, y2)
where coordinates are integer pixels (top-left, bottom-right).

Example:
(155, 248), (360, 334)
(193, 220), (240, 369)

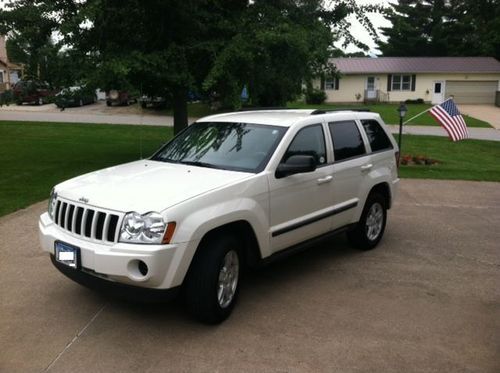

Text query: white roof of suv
(198, 109), (382, 127)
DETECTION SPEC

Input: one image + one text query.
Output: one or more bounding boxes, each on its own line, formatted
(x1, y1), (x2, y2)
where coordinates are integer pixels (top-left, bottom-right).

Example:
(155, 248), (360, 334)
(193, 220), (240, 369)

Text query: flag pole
(403, 97), (453, 125)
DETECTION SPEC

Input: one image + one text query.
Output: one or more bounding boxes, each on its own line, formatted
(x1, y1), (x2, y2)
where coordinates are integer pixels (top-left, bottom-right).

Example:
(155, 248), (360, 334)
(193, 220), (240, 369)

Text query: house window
(325, 78), (336, 90)
(392, 74), (412, 91)
(0, 71), (4, 84)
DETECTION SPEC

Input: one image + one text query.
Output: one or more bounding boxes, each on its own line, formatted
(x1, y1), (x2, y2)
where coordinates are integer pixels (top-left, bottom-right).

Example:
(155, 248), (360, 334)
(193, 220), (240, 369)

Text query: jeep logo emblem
(79, 197), (89, 204)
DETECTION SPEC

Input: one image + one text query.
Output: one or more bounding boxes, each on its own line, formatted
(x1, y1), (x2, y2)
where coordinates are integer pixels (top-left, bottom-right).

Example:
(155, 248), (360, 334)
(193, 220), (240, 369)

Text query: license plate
(55, 241), (80, 269)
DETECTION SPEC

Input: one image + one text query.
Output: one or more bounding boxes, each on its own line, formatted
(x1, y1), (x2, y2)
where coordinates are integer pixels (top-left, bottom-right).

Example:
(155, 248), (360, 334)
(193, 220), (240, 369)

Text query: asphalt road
(1, 179), (499, 372)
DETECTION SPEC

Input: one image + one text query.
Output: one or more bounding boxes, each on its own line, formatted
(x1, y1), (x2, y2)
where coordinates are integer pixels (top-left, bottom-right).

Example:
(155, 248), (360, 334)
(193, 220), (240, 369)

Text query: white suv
(39, 109), (399, 323)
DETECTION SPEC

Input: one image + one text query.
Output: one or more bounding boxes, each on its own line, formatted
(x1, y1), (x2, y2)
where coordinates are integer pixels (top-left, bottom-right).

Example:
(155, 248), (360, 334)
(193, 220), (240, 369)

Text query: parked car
(39, 109), (399, 324)
(55, 86), (97, 108)
(106, 90), (137, 106)
(139, 95), (169, 109)
(13, 80), (55, 105)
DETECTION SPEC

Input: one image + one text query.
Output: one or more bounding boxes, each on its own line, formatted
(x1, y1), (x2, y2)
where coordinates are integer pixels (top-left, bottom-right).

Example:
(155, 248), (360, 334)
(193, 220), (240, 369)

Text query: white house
(317, 57), (500, 105)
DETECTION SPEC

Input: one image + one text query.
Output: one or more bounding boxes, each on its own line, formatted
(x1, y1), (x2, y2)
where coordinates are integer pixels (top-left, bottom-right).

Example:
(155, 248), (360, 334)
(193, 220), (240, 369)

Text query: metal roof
(330, 57), (500, 74)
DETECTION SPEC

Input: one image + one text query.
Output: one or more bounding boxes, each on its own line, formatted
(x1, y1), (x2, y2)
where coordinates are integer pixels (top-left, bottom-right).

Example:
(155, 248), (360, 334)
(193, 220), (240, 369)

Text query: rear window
(329, 120), (366, 162)
(361, 120), (393, 152)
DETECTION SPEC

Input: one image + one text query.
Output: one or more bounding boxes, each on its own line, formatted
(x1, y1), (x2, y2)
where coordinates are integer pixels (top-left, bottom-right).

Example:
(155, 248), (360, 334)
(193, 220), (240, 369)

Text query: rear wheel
(184, 234), (241, 324)
(347, 193), (387, 250)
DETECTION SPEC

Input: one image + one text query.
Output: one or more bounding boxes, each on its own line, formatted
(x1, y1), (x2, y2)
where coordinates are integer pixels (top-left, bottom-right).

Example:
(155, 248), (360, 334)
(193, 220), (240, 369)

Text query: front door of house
(432, 81), (445, 104)
(366, 77), (376, 99)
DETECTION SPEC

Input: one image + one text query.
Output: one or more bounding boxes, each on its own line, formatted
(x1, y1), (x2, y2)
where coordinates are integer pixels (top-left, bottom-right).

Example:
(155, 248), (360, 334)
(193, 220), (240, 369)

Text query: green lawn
(164, 102), (491, 128)
(287, 102), (491, 128)
(396, 134), (500, 181)
(0, 120), (498, 218)
(0, 121), (172, 217)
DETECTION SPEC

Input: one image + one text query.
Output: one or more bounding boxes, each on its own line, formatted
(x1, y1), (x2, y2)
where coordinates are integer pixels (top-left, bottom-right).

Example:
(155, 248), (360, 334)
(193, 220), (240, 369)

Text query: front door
(268, 124), (334, 253)
(366, 77), (376, 99)
(432, 81), (445, 104)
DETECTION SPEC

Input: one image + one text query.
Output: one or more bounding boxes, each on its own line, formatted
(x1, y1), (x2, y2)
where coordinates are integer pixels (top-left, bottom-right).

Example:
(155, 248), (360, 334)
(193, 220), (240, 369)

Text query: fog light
(138, 260), (148, 276)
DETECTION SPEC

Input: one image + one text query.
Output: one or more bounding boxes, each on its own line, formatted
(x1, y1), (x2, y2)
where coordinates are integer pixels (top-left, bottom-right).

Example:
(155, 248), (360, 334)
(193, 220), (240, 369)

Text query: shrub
(0, 90), (14, 106)
(405, 98), (424, 104)
(304, 88), (327, 105)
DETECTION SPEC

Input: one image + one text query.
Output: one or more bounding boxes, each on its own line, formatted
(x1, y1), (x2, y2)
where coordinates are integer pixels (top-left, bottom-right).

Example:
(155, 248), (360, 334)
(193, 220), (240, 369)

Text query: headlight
(119, 211), (169, 244)
(48, 189), (58, 220)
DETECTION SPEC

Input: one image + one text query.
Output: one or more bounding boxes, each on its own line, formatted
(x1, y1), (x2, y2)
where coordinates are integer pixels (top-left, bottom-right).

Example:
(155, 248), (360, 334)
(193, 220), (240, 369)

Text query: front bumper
(50, 255), (179, 302)
(39, 212), (189, 290)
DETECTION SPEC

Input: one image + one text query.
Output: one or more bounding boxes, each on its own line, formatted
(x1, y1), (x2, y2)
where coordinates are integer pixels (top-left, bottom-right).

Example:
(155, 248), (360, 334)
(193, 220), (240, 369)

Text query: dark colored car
(13, 80), (55, 105)
(55, 86), (97, 108)
(106, 90), (137, 106)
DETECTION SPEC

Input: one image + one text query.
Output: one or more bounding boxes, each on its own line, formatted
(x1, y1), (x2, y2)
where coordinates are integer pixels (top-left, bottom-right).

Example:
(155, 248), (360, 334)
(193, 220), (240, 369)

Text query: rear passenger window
(361, 120), (393, 152)
(329, 121), (366, 161)
(284, 124), (326, 166)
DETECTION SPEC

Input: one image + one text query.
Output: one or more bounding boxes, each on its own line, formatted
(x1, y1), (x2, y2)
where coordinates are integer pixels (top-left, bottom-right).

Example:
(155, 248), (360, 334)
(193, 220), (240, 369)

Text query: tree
(378, 0), (500, 59)
(1, 0), (382, 133)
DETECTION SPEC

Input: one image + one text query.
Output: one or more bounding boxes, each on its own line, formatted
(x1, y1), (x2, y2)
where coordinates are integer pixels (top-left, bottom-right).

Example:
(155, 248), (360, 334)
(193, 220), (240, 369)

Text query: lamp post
(397, 102), (407, 164)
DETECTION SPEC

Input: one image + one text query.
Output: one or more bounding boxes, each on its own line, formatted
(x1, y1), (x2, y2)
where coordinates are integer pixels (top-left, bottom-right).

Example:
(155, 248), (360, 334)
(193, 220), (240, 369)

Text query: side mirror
(275, 155), (317, 179)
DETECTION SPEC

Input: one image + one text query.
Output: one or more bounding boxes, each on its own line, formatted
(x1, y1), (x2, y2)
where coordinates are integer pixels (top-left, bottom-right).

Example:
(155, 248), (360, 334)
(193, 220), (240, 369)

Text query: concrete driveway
(459, 105), (500, 130)
(1, 179), (499, 372)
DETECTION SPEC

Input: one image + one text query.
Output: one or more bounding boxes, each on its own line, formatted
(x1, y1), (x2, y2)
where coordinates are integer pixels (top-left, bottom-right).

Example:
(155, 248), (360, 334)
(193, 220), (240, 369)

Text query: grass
(161, 101), (491, 128)
(0, 121), (172, 217)
(0, 120), (498, 218)
(395, 134), (500, 181)
(287, 102), (491, 128)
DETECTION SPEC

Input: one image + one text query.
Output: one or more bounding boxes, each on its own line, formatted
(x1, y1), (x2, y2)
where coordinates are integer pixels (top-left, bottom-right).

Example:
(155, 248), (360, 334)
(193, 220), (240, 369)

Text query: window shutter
(411, 74), (416, 91)
(320, 76), (325, 90)
(335, 77), (340, 91)
(387, 74), (392, 92)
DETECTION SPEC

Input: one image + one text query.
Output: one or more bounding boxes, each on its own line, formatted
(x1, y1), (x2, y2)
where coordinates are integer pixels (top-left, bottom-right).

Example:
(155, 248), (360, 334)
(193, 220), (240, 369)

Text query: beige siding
(316, 73), (500, 104)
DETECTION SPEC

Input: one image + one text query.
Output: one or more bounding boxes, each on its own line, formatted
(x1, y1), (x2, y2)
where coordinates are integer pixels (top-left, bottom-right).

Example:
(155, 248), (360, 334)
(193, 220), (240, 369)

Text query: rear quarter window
(361, 119), (393, 152)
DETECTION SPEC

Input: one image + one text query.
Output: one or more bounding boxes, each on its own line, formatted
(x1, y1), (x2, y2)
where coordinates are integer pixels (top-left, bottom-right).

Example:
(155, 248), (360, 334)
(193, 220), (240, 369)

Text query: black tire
(347, 193), (387, 251)
(106, 100), (112, 107)
(184, 234), (241, 324)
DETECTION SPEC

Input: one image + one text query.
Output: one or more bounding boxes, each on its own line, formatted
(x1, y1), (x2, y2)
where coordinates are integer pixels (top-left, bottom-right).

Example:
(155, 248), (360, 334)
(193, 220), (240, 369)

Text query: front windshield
(151, 122), (287, 173)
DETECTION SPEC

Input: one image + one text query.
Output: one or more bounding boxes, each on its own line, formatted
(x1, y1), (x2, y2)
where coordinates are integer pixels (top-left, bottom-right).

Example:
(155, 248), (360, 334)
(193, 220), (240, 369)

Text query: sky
(338, 0), (393, 55)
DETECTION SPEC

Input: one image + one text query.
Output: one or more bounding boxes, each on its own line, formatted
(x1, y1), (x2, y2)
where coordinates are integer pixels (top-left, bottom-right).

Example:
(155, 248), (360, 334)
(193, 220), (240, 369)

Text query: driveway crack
(43, 303), (107, 372)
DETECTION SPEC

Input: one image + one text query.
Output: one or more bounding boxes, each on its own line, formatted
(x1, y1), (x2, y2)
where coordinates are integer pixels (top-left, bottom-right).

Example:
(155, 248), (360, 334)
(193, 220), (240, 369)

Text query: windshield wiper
(179, 160), (223, 169)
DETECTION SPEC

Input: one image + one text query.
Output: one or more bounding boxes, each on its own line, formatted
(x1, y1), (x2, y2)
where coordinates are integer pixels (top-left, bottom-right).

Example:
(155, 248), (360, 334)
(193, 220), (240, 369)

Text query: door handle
(361, 163), (373, 171)
(317, 175), (333, 185)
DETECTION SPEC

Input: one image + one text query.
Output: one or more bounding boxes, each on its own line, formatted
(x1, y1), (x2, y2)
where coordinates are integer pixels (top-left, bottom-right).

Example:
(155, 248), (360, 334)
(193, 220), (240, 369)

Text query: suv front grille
(54, 200), (121, 243)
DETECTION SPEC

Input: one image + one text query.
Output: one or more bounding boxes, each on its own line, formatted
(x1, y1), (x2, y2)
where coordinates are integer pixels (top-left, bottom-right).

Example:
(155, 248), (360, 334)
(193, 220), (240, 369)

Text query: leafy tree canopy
(378, 0), (500, 59)
(1, 0), (382, 132)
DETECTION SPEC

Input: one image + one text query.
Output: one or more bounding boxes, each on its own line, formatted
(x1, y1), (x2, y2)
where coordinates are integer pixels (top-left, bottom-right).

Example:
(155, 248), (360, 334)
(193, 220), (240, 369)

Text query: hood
(55, 160), (252, 213)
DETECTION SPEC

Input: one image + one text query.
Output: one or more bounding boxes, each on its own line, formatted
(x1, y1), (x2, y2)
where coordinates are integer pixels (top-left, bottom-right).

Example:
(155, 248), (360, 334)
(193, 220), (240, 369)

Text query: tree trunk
(173, 86), (188, 135)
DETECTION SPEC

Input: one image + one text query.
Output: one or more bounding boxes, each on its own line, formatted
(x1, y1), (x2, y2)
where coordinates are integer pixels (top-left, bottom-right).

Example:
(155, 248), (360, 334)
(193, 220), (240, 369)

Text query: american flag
(429, 98), (469, 141)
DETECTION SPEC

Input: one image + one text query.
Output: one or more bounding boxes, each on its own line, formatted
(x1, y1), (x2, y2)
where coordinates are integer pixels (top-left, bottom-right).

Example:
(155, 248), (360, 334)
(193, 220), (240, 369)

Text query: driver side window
(283, 124), (326, 166)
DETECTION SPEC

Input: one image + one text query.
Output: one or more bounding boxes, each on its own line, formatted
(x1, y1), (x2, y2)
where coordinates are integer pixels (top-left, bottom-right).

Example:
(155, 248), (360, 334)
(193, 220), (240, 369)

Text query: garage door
(445, 81), (498, 104)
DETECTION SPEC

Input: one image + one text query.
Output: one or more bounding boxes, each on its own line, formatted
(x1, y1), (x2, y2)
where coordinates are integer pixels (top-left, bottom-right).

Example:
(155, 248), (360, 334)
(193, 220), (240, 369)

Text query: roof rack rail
(310, 108), (371, 115)
(237, 107), (289, 111)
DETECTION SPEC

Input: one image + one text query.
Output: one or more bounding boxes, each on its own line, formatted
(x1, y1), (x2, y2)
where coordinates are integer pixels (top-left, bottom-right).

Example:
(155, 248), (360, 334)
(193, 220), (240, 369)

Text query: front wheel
(347, 193), (387, 250)
(184, 235), (241, 324)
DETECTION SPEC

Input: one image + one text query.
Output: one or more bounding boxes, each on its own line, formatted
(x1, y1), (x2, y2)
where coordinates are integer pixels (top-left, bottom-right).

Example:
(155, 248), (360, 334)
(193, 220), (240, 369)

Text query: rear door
(328, 120), (371, 229)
